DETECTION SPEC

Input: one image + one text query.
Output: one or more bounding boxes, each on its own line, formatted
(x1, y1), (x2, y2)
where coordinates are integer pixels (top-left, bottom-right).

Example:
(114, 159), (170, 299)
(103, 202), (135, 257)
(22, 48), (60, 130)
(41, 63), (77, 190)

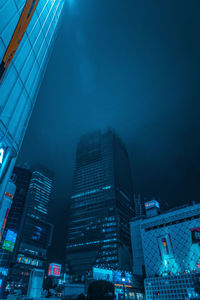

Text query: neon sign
(0, 0), (40, 83)
(48, 263), (61, 277)
(17, 255), (41, 266)
(145, 200), (160, 209)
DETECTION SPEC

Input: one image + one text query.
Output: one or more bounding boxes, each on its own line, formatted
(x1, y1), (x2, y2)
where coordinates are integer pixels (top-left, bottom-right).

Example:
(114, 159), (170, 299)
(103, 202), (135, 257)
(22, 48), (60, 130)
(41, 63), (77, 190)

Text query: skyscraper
(0, 0), (64, 225)
(26, 168), (53, 221)
(66, 129), (134, 276)
(0, 166), (53, 296)
(0, 167), (32, 296)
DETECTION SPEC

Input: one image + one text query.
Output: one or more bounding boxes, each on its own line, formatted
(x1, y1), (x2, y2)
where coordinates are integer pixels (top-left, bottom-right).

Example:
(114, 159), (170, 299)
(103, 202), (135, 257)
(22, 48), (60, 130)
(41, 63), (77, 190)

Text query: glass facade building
(0, 166), (53, 296)
(0, 0), (64, 225)
(26, 169), (53, 220)
(66, 129), (135, 276)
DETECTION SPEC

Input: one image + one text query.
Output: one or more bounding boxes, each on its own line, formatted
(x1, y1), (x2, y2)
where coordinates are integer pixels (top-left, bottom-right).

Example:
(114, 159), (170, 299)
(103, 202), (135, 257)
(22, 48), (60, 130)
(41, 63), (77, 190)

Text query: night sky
(18, 0), (200, 262)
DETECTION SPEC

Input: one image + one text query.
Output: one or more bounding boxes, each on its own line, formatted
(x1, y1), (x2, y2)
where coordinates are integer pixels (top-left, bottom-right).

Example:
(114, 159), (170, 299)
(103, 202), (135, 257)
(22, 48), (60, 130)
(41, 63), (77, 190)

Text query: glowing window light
(0, 148), (4, 164)
(71, 186), (112, 199)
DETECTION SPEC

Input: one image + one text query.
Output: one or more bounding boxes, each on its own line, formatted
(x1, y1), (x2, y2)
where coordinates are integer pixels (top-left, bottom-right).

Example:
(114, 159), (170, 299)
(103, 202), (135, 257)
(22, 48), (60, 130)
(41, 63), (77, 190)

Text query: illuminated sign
(4, 192), (14, 200)
(0, 208), (10, 242)
(0, 267), (8, 277)
(0, 0), (40, 83)
(191, 228), (200, 244)
(93, 267), (113, 282)
(2, 230), (17, 252)
(17, 255), (41, 266)
(2, 208), (9, 231)
(48, 263), (61, 277)
(115, 284), (132, 288)
(145, 200), (160, 210)
(114, 271), (132, 286)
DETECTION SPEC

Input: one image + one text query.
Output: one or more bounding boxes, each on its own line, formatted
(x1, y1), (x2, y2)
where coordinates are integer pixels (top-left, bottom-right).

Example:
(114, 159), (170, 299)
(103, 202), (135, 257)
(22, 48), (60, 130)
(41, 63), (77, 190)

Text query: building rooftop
(131, 201), (200, 223)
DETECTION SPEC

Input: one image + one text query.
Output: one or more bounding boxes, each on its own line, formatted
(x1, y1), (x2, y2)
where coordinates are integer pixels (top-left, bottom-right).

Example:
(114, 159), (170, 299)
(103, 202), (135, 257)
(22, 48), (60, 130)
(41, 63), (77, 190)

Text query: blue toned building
(66, 129), (135, 276)
(0, 0), (64, 228)
(0, 166), (53, 296)
(26, 167), (53, 221)
(130, 202), (200, 299)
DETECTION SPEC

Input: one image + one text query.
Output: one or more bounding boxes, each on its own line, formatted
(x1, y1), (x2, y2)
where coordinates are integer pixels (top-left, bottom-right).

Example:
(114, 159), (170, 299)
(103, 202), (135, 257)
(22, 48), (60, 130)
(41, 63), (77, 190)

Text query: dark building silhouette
(66, 129), (135, 277)
(0, 167), (31, 297)
(134, 194), (146, 217)
(0, 166), (53, 296)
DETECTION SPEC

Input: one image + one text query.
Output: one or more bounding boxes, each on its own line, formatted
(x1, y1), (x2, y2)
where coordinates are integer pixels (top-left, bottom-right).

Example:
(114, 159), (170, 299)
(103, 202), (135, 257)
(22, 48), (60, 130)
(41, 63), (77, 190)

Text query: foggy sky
(18, 0), (200, 261)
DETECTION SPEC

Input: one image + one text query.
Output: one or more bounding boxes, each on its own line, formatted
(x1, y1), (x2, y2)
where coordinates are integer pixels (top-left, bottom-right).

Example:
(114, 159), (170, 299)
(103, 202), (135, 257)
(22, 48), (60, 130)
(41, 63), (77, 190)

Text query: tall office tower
(26, 168), (53, 221)
(0, 167), (32, 296)
(66, 129), (135, 277)
(0, 166), (53, 296)
(0, 0), (64, 226)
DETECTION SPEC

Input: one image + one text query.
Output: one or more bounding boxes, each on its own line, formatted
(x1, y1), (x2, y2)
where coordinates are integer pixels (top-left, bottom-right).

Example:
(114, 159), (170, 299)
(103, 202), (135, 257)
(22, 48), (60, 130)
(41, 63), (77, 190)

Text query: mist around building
(0, 128), (199, 300)
(0, 1), (199, 300)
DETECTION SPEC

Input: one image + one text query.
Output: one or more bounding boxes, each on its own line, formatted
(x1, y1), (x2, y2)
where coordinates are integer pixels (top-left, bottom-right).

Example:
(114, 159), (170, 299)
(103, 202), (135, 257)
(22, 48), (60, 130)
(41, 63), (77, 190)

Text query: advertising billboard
(93, 267), (113, 282)
(114, 271), (132, 286)
(145, 200), (160, 210)
(48, 263), (61, 277)
(17, 254), (42, 267)
(2, 230), (17, 252)
(0, 0), (40, 83)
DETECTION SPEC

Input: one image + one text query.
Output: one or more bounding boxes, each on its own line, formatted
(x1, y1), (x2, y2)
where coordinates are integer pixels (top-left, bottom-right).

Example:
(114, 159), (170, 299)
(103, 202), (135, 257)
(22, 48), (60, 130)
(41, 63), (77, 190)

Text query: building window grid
(0, 0), (63, 144)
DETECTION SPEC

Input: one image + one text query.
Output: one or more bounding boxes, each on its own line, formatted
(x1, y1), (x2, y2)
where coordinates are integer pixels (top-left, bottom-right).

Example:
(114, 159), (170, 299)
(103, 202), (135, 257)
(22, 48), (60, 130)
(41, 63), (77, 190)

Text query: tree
(87, 280), (115, 300)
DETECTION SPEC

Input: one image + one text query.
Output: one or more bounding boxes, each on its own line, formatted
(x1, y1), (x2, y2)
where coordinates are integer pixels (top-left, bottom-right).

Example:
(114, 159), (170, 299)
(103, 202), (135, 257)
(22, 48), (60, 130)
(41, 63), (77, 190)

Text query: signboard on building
(17, 254), (42, 267)
(2, 230), (17, 252)
(145, 200), (160, 210)
(114, 271), (132, 286)
(48, 263), (61, 277)
(93, 267), (113, 282)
